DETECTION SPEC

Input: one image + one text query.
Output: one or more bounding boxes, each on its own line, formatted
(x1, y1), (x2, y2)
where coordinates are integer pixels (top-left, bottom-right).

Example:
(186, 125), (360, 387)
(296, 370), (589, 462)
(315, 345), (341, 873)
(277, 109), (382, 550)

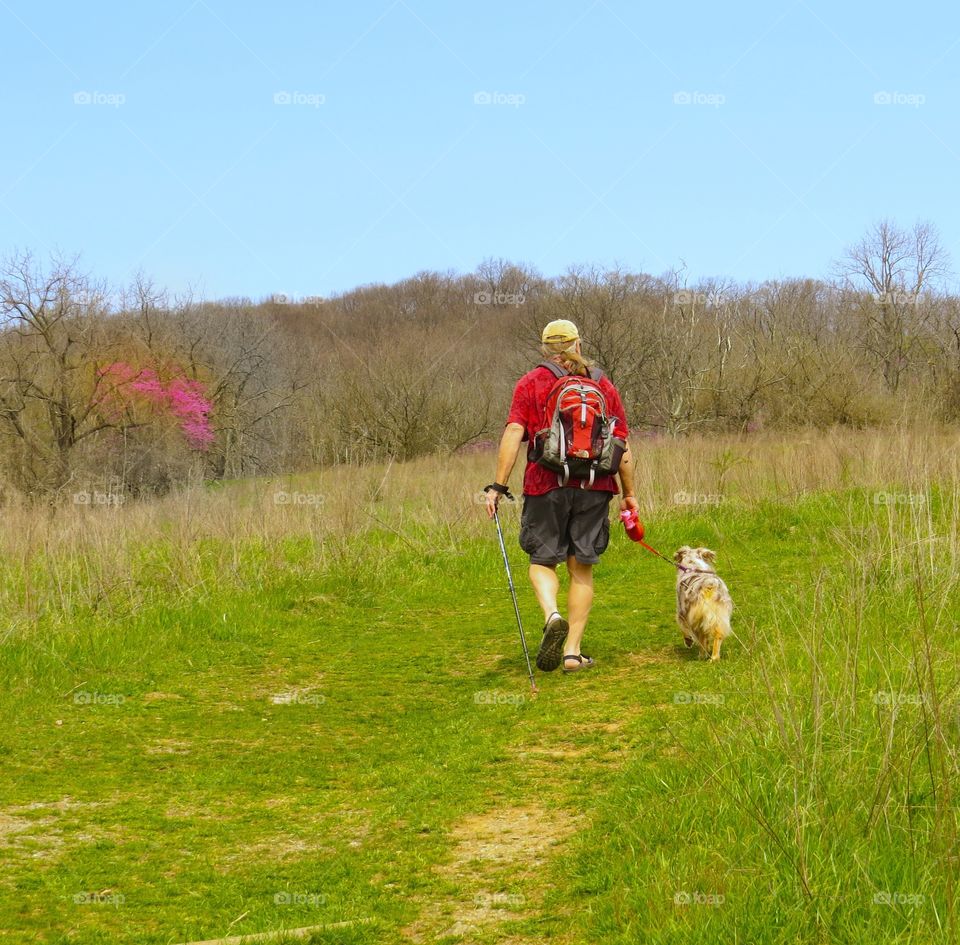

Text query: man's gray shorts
(519, 488), (613, 566)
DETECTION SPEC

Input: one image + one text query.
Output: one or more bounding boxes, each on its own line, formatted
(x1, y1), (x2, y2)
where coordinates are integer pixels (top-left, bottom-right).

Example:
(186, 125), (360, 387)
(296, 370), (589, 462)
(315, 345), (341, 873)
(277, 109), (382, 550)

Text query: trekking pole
(493, 505), (538, 694)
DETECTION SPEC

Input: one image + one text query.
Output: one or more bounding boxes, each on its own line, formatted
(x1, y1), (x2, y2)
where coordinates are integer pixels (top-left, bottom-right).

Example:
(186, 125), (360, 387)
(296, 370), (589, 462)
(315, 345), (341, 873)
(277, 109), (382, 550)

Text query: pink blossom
(98, 362), (214, 449)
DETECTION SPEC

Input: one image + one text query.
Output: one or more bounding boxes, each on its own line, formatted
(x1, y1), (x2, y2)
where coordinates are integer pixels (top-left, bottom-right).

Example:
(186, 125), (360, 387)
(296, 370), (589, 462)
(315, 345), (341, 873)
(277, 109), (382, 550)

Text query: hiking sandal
(562, 653), (596, 673)
(535, 613), (569, 672)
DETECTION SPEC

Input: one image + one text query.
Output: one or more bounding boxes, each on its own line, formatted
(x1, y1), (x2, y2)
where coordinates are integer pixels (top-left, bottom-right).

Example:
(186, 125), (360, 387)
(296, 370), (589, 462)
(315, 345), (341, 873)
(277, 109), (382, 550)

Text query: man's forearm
(618, 442), (636, 497)
(494, 423), (525, 487)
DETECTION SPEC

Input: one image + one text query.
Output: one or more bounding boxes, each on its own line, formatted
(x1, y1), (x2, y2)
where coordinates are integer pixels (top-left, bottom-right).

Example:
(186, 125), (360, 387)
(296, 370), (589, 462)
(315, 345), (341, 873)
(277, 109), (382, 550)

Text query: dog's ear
(674, 546), (691, 563)
(698, 547), (717, 564)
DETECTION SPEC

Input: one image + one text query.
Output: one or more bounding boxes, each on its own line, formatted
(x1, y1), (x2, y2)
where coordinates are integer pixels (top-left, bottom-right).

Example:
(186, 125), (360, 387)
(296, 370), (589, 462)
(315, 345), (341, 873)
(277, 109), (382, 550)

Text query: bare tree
(0, 252), (120, 495)
(131, 291), (308, 481)
(838, 220), (950, 391)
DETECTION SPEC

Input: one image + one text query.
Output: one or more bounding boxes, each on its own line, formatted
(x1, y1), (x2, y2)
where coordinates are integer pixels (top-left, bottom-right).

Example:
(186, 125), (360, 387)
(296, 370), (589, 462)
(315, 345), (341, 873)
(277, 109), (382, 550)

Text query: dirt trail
(404, 804), (579, 942)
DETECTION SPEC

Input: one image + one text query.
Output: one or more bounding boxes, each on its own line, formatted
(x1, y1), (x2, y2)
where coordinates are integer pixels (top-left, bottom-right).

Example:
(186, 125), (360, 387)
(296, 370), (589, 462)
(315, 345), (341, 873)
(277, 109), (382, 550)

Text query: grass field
(1, 429), (958, 944)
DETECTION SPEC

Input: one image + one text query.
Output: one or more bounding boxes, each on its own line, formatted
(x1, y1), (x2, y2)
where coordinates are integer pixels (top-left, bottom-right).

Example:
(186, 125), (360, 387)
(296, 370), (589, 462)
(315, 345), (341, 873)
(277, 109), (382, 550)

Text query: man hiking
(485, 319), (638, 673)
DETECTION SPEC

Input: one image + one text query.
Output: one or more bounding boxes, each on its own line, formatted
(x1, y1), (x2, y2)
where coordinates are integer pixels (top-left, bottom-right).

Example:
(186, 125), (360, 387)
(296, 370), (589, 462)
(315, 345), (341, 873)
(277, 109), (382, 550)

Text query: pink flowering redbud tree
(97, 362), (214, 450)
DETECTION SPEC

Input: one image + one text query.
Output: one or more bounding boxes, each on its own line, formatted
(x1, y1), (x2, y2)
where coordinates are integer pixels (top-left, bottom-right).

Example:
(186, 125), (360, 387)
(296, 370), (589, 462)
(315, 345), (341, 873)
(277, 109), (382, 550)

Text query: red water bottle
(620, 507), (645, 542)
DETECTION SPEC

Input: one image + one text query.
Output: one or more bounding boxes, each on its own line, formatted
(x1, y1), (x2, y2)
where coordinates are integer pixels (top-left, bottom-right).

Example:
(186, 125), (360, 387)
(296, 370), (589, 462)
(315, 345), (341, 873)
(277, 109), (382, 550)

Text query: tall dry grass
(705, 469), (960, 941)
(1, 426), (958, 633)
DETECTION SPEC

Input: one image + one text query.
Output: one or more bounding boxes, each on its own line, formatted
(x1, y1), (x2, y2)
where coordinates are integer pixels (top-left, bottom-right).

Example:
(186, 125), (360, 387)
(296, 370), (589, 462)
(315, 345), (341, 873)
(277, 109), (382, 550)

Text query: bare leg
(563, 557), (594, 660)
(528, 564), (560, 621)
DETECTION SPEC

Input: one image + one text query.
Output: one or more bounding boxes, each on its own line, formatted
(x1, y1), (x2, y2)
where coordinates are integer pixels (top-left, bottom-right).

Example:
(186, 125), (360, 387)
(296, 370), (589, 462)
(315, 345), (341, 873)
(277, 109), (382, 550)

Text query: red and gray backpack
(530, 361), (626, 488)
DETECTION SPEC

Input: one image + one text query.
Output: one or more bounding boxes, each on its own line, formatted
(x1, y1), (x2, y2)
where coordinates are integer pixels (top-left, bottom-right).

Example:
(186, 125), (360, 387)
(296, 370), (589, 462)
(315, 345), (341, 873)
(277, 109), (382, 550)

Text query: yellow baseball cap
(541, 319), (580, 344)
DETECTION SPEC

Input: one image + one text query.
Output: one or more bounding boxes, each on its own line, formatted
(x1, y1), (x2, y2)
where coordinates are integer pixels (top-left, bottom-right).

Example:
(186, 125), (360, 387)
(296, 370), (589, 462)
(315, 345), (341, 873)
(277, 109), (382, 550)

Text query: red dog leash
(619, 509), (710, 575)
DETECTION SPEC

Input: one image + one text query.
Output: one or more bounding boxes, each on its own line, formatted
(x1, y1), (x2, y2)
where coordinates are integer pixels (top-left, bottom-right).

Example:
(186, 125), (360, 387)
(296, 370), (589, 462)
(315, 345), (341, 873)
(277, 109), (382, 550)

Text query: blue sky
(2, 0), (959, 300)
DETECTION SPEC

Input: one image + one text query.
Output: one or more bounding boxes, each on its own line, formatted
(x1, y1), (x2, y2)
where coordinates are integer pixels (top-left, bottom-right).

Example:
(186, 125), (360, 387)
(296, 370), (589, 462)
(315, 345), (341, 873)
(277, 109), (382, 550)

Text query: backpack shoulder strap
(538, 360), (567, 379)
(588, 366), (604, 382)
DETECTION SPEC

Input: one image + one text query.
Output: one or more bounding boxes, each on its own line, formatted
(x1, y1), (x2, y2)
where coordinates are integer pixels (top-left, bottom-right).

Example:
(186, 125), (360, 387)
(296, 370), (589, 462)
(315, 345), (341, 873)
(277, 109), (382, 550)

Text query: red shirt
(506, 365), (629, 496)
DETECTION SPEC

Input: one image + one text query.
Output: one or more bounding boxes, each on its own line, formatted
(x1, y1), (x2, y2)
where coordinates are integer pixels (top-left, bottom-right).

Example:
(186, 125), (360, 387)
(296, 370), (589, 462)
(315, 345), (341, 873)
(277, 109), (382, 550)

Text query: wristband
(484, 483), (515, 501)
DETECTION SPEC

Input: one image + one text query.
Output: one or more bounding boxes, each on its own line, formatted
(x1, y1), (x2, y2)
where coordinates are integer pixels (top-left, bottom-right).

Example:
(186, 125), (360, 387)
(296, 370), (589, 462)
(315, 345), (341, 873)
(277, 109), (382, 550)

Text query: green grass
(0, 488), (957, 944)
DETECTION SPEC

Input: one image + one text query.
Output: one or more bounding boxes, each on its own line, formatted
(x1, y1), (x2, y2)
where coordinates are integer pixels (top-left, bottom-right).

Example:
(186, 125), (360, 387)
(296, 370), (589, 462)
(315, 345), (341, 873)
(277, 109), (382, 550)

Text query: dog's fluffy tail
(700, 582), (731, 638)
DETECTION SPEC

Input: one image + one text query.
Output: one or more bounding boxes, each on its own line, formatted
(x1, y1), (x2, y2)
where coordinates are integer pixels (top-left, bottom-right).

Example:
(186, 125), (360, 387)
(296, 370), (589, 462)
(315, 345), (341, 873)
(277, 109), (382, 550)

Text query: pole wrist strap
(485, 483), (515, 501)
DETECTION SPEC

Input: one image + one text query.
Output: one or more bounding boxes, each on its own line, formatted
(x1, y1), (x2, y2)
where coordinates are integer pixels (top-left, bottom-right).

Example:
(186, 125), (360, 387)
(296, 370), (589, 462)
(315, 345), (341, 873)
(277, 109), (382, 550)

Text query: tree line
(1, 220), (958, 500)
